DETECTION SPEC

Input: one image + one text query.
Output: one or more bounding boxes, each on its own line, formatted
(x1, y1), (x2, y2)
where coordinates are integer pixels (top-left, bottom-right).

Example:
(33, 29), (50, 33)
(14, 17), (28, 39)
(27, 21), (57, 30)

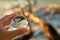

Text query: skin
(0, 14), (27, 40)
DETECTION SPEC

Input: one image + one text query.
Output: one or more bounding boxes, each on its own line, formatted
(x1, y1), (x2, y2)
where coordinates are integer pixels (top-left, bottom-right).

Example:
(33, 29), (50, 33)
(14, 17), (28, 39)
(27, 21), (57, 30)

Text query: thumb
(4, 26), (9, 30)
(7, 28), (27, 39)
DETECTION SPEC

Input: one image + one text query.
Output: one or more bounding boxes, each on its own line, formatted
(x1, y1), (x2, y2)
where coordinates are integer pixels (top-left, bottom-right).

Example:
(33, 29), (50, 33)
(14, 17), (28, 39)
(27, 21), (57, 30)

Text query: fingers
(7, 28), (27, 39)
(8, 13), (17, 19)
(0, 14), (17, 26)
(4, 26), (9, 30)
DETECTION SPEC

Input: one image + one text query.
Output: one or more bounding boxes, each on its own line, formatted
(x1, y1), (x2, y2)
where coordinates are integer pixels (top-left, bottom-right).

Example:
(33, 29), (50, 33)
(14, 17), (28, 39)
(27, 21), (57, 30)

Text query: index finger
(7, 13), (17, 19)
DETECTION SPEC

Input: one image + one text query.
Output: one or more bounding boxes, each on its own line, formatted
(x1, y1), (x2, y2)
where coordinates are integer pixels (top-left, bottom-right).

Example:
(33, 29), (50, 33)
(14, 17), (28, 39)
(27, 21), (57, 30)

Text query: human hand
(0, 14), (27, 40)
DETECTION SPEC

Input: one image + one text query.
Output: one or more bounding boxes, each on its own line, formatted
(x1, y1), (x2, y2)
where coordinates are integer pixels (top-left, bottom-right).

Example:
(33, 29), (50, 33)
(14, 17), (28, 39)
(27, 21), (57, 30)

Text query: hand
(0, 14), (27, 40)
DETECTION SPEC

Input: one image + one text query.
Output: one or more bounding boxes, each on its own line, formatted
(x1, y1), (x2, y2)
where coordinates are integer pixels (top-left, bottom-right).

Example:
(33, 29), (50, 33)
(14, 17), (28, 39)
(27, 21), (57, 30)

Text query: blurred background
(0, 0), (60, 40)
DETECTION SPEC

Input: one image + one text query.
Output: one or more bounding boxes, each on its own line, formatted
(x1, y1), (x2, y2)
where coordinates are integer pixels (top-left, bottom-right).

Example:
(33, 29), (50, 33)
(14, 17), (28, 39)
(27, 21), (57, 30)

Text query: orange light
(13, 8), (21, 12)
(29, 14), (40, 24)
(24, 12), (30, 17)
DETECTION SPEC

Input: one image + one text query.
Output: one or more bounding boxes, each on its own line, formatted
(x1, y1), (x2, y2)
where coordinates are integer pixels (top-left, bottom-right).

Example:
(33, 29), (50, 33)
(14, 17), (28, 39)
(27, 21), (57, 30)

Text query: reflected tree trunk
(28, 13), (60, 40)
(43, 23), (60, 40)
(33, 0), (37, 6)
(26, 0), (32, 13)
